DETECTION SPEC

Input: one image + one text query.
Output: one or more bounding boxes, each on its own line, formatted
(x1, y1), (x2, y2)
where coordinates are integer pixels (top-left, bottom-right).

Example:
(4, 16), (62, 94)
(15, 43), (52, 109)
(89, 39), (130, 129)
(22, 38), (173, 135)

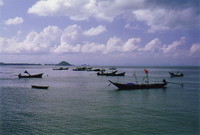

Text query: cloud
(53, 43), (81, 53)
(83, 25), (106, 36)
(28, 0), (199, 31)
(0, 24), (197, 59)
(162, 37), (186, 54)
(190, 43), (200, 55)
(28, 0), (100, 21)
(141, 38), (161, 52)
(27, 0), (145, 21)
(61, 25), (82, 44)
(4, 17), (24, 25)
(132, 7), (200, 32)
(0, 0), (3, 6)
(0, 26), (62, 54)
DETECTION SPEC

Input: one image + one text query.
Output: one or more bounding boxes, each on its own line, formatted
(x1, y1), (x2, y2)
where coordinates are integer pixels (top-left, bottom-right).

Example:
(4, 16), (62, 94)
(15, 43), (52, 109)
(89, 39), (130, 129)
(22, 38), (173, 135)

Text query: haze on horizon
(0, 0), (199, 66)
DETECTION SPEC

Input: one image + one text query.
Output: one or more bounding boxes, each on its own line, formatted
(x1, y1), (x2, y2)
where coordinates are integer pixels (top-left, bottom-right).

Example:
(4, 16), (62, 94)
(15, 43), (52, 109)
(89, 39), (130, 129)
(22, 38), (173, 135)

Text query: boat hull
(18, 73), (43, 78)
(109, 80), (167, 90)
(97, 71), (125, 76)
(53, 67), (68, 70)
(169, 72), (184, 77)
(31, 85), (49, 89)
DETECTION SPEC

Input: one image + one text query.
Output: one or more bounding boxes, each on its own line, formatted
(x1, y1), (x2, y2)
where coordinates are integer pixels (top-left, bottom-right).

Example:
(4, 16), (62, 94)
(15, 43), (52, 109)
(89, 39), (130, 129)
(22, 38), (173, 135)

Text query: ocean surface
(0, 65), (199, 135)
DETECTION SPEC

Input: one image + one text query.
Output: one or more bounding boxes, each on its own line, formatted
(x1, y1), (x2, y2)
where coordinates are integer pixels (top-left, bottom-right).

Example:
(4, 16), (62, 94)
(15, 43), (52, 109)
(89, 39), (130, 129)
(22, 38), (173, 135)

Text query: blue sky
(0, 0), (199, 65)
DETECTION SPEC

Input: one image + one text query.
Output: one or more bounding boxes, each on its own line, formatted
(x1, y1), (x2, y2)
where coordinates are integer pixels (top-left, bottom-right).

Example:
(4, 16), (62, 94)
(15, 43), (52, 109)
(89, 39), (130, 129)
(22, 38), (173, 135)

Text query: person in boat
(144, 69), (149, 84)
(145, 74), (149, 84)
(176, 71), (182, 75)
(133, 73), (138, 83)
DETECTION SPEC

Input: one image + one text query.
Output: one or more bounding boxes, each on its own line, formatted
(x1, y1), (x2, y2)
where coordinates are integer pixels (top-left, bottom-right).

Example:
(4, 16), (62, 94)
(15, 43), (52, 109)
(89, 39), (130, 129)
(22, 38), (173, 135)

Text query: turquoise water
(0, 66), (199, 135)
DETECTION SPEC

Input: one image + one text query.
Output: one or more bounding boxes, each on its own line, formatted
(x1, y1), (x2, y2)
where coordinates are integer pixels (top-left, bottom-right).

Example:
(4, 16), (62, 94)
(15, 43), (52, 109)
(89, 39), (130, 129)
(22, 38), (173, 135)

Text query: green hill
(57, 61), (71, 66)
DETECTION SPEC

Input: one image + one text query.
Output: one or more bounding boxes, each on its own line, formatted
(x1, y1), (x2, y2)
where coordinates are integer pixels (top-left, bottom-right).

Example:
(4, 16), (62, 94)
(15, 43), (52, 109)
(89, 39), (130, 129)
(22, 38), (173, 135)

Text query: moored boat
(18, 73), (43, 78)
(169, 72), (184, 77)
(31, 85), (49, 89)
(109, 67), (117, 70)
(53, 67), (69, 70)
(73, 67), (87, 71)
(97, 70), (125, 76)
(109, 79), (167, 90)
(87, 68), (105, 72)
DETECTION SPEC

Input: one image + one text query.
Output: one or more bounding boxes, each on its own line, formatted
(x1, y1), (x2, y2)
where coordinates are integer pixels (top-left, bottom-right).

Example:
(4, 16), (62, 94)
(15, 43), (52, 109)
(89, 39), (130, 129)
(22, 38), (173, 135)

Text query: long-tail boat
(97, 70), (125, 76)
(109, 79), (167, 90)
(18, 73), (43, 78)
(169, 72), (184, 77)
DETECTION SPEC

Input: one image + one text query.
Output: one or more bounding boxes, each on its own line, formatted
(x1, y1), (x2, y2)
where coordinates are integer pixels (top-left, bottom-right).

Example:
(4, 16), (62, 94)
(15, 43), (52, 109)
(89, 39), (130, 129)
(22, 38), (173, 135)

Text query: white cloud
(0, 0), (3, 6)
(81, 42), (105, 53)
(133, 7), (200, 32)
(28, 0), (98, 21)
(142, 38), (161, 52)
(0, 26), (62, 54)
(4, 17), (24, 25)
(53, 43), (81, 53)
(83, 25), (106, 36)
(61, 25), (82, 44)
(190, 43), (200, 55)
(121, 38), (140, 52)
(162, 37), (186, 54)
(28, 0), (199, 31)
(0, 25), (197, 59)
(27, 0), (144, 22)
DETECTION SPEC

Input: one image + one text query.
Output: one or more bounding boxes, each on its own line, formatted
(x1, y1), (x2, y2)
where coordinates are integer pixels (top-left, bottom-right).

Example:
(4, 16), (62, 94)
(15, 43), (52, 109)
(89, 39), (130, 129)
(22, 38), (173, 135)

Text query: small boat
(109, 67), (117, 70)
(97, 70), (125, 76)
(73, 67), (87, 71)
(87, 68), (105, 72)
(53, 67), (68, 70)
(18, 73), (43, 78)
(109, 79), (167, 90)
(31, 85), (49, 89)
(169, 72), (184, 77)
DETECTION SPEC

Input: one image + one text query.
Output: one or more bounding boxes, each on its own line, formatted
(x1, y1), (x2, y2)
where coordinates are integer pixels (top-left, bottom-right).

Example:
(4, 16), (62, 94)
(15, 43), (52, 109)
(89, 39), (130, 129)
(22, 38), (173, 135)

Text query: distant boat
(53, 67), (68, 70)
(73, 67), (87, 71)
(97, 70), (125, 76)
(18, 73), (43, 78)
(169, 72), (184, 77)
(109, 79), (167, 90)
(87, 68), (105, 72)
(109, 67), (117, 70)
(31, 85), (49, 89)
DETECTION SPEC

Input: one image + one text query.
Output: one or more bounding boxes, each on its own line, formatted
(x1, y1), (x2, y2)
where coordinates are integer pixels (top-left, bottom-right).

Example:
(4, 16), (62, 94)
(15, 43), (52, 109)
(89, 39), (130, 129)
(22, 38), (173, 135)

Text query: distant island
(56, 61), (71, 66)
(0, 62), (41, 66)
(0, 61), (71, 66)
(45, 61), (71, 66)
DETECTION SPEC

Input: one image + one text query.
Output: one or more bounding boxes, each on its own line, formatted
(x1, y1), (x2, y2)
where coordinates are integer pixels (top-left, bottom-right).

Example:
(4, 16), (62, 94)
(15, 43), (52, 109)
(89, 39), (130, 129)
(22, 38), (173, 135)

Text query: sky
(0, 0), (199, 66)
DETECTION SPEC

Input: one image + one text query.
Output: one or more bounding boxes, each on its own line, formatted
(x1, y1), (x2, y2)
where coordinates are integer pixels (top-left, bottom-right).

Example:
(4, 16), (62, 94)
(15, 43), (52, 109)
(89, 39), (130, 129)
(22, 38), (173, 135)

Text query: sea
(0, 65), (199, 135)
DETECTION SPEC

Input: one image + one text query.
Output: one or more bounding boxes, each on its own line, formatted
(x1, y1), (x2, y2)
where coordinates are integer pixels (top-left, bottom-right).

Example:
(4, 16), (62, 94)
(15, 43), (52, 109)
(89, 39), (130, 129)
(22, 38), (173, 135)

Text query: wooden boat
(109, 67), (117, 70)
(18, 73), (43, 78)
(53, 67), (68, 70)
(31, 85), (49, 89)
(87, 68), (105, 72)
(97, 71), (125, 76)
(73, 67), (87, 71)
(109, 79), (167, 90)
(169, 72), (184, 77)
